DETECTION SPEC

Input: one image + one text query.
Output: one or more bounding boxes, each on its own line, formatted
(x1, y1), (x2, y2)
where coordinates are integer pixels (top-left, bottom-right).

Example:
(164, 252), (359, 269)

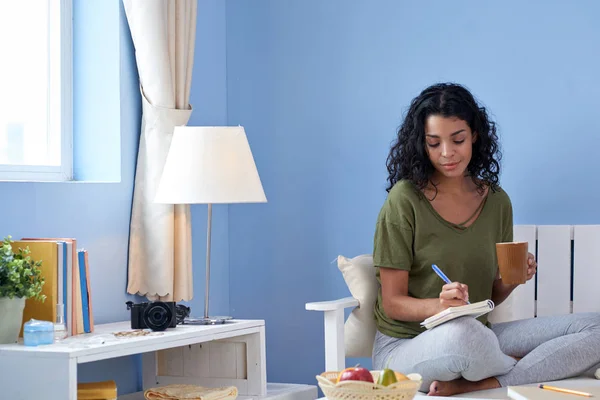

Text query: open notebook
(508, 384), (600, 399)
(420, 299), (495, 330)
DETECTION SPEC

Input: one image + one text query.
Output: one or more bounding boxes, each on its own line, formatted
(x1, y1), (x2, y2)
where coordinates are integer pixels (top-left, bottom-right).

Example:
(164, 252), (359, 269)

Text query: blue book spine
(78, 250), (90, 333)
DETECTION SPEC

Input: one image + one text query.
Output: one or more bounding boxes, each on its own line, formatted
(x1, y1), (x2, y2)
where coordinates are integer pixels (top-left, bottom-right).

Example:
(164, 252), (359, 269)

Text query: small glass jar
(54, 303), (68, 341)
(23, 319), (55, 346)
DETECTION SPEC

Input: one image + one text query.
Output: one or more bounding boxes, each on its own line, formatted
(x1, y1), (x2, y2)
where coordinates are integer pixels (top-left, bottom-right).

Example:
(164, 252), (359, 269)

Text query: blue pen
(432, 264), (470, 304)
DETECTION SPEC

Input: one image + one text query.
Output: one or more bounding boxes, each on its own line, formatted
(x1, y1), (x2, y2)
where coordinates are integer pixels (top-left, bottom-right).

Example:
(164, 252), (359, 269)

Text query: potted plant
(0, 236), (45, 344)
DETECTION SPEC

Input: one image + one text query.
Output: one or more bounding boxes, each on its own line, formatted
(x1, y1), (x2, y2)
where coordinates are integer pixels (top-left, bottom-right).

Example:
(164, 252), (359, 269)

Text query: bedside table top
(0, 318), (265, 363)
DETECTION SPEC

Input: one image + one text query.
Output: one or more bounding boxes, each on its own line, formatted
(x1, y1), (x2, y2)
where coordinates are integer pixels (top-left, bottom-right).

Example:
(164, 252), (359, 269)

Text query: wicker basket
(316, 370), (422, 400)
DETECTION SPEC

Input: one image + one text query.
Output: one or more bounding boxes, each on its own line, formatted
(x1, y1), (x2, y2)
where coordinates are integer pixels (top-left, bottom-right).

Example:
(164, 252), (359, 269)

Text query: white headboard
(489, 225), (600, 324)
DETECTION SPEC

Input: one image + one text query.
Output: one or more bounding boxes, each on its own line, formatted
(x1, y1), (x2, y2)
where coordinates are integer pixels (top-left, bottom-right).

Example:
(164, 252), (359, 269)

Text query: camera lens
(143, 302), (173, 331)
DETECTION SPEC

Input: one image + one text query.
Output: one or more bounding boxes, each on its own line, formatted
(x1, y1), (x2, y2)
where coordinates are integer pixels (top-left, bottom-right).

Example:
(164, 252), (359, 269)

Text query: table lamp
(155, 126), (267, 324)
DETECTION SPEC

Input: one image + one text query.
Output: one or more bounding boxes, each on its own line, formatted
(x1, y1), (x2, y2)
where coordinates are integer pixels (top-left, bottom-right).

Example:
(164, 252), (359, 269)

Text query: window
(0, 1), (72, 181)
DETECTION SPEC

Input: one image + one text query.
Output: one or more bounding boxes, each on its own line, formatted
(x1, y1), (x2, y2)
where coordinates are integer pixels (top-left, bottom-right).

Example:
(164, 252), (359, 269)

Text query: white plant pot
(0, 297), (25, 344)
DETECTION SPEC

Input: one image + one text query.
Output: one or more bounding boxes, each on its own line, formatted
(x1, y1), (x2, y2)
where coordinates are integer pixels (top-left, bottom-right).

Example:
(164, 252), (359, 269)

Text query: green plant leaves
(0, 236), (45, 301)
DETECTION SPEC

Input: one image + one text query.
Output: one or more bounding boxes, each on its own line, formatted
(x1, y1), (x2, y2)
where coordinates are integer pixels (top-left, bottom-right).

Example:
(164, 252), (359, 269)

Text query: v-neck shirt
(372, 179), (513, 339)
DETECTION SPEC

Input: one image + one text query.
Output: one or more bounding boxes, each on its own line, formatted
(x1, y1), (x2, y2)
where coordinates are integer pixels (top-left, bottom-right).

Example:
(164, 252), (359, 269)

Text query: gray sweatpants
(373, 313), (600, 391)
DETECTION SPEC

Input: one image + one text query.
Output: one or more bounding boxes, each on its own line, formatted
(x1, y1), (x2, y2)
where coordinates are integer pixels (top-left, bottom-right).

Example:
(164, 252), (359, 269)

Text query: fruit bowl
(316, 370), (422, 400)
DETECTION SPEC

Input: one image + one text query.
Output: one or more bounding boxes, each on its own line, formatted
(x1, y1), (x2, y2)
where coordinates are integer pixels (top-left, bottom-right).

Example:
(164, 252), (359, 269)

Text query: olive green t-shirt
(373, 180), (513, 339)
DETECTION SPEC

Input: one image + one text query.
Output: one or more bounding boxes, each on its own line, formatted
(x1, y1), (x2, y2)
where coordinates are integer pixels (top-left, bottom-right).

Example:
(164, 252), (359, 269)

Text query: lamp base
(184, 316), (233, 325)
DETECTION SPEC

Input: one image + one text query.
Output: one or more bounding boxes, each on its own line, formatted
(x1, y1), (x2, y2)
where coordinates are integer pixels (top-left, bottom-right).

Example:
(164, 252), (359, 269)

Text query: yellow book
(11, 240), (59, 336)
(77, 380), (117, 400)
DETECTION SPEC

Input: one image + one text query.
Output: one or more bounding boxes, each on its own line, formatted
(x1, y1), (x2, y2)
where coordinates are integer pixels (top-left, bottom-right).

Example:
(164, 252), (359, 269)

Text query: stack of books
(11, 237), (95, 336)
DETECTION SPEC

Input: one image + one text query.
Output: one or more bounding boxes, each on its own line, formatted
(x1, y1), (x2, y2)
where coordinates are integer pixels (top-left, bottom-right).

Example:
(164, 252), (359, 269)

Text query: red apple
(337, 366), (374, 383)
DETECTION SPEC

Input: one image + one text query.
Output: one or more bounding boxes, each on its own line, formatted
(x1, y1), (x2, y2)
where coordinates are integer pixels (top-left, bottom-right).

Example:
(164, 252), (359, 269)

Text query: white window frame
(0, 0), (73, 182)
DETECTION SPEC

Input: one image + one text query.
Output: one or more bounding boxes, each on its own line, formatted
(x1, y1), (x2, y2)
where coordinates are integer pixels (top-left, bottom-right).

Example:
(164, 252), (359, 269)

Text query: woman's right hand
(439, 282), (469, 309)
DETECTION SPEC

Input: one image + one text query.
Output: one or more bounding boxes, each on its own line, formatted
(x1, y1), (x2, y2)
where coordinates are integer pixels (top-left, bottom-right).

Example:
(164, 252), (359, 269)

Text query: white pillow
(337, 254), (379, 358)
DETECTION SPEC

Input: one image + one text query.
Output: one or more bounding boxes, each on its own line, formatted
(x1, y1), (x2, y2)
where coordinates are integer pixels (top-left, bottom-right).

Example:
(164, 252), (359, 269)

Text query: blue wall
(73, 0), (121, 181)
(188, 0), (230, 320)
(225, 0), (600, 386)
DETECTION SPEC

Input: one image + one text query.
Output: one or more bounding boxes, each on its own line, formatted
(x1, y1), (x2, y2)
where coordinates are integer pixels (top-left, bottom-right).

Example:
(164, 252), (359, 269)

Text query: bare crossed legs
(372, 313), (600, 396)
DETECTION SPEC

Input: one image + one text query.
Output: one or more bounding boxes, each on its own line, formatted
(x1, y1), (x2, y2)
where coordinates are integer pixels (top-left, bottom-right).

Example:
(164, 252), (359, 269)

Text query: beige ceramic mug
(496, 242), (528, 285)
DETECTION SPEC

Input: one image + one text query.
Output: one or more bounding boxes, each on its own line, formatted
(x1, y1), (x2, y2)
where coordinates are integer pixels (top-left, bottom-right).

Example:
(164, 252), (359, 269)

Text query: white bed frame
(306, 225), (600, 375)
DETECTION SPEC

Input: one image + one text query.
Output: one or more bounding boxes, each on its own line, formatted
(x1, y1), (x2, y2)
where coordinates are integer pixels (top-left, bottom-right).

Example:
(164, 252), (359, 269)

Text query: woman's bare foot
(428, 377), (500, 396)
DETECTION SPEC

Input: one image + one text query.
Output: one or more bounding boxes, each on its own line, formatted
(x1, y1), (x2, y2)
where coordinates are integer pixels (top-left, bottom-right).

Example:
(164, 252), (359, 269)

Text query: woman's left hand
(526, 252), (537, 281)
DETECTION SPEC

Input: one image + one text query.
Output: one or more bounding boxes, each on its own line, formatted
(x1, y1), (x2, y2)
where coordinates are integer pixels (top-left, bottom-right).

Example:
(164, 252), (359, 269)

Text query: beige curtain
(123, 0), (197, 301)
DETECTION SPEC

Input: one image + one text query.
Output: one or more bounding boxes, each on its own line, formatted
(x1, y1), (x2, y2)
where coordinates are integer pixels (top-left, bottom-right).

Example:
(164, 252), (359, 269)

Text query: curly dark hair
(386, 82), (501, 194)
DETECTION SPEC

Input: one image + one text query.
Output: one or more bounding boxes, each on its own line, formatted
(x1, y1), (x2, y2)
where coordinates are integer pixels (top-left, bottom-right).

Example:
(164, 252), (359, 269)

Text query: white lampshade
(155, 126), (267, 204)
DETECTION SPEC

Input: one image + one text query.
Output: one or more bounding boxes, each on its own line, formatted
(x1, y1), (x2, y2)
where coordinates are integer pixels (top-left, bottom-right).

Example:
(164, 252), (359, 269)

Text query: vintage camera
(126, 301), (177, 331)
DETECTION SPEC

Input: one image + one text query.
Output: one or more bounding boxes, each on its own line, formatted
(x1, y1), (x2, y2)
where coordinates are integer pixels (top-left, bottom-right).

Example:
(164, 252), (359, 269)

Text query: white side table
(0, 319), (317, 400)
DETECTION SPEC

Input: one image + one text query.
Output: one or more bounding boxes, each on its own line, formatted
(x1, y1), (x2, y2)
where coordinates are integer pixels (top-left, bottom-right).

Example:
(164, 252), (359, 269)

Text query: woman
(372, 82), (600, 396)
